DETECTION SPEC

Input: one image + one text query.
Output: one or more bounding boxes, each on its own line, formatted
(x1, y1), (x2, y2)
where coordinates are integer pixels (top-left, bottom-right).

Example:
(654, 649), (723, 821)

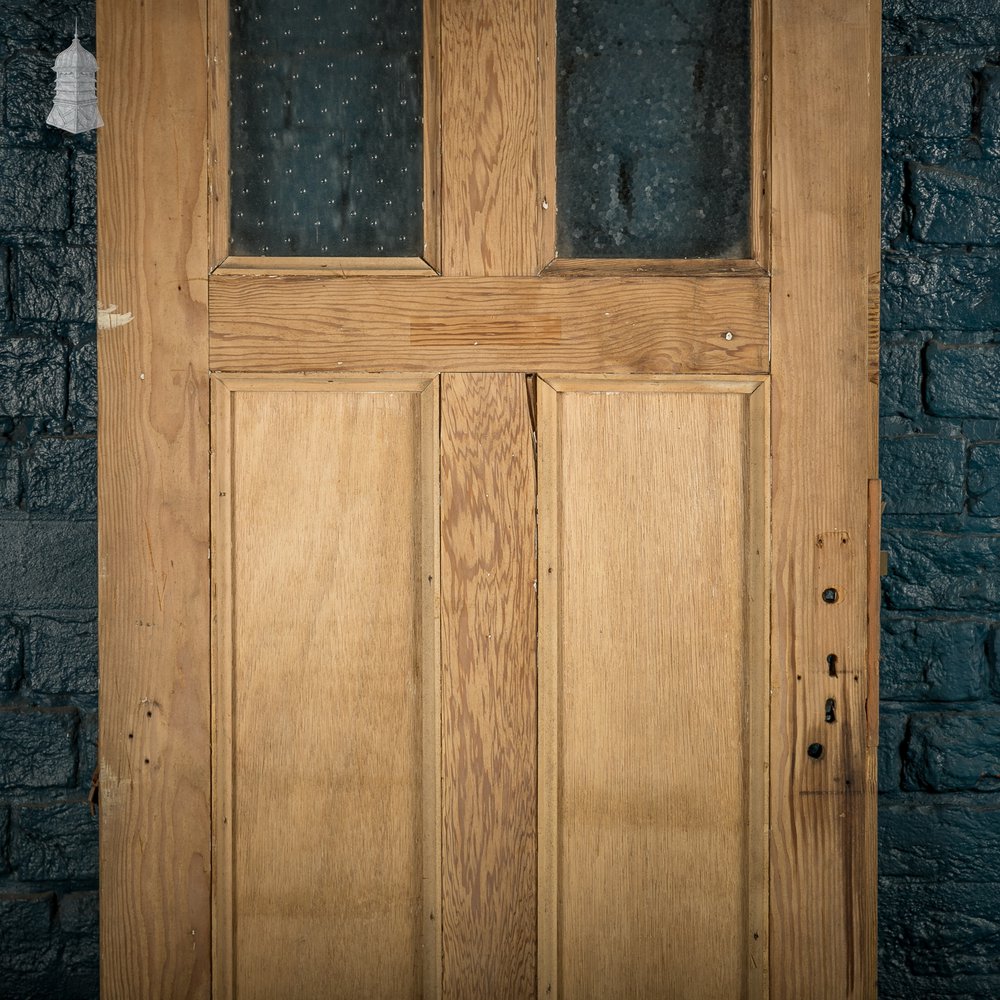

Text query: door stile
(768, 0), (880, 997)
(97, 0), (213, 996)
(439, 373), (538, 998)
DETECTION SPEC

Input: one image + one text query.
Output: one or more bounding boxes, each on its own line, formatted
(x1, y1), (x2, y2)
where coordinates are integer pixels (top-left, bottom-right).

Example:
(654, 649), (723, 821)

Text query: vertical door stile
(440, 373), (538, 1000)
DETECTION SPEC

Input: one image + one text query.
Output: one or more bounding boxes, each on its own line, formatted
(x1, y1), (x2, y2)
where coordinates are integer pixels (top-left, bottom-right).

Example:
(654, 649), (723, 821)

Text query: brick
(0, 894), (58, 985)
(0, 439), (20, 509)
(883, 0), (1000, 53)
(0, 710), (76, 791)
(880, 435), (965, 513)
(3, 51), (55, 134)
(969, 442), (1000, 515)
(16, 245), (95, 323)
(57, 890), (99, 999)
(24, 437), (96, 516)
(883, 529), (1000, 611)
(0, 149), (68, 231)
(879, 342), (924, 420)
(881, 617), (990, 701)
(0, 618), (24, 694)
(879, 711), (909, 793)
(980, 65), (1000, 157)
(902, 711), (1000, 792)
(926, 342), (1000, 418)
(10, 802), (97, 882)
(0, 520), (95, 611)
(880, 878), (1000, 992)
(882, 251), (1000, 332)
(881, 800), (1000, 880)
(26, 616), (96, 698)
(911, 162), (1000, 245)
(71, 152), (95, 231)
(0, 338), (65, 420)
(76, 711), (96, 798)
(883, 159), (905, 248)
(883, 55), (971, 147)
(67, 340), (96, 434)
(0, 805), (9, 874)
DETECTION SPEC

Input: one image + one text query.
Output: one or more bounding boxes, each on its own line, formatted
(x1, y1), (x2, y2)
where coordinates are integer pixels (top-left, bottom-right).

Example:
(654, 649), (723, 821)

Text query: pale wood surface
(212, 376), (439, 1000)
(97, 0), (212, 996)
(209, 273), (769, 374)
(750, 0), (772, 268)
(440, 373), (537, 999)
(768, 0), (880, 995)
(440, 0), (546, 275)
(537, 378), (768, 1000)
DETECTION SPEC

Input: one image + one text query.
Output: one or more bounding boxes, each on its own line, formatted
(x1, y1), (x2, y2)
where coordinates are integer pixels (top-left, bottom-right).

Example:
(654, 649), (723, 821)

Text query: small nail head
(722, 330), (734, 341)
(807, 742), (824, 759)
(822, 587), (839, 604)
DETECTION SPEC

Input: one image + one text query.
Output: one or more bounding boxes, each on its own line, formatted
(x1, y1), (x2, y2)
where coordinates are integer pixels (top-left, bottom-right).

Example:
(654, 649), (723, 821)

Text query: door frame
(97, 0), (881, 996)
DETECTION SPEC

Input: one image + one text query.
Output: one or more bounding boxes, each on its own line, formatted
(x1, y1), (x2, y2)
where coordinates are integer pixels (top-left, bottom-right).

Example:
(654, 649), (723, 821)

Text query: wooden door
(97, 1), (881, 998)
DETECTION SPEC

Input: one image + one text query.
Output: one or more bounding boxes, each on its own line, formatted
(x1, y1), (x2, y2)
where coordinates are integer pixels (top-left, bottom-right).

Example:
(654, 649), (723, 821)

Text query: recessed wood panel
(537, 376), (768, 1000)
(212, 375), (440, 1000)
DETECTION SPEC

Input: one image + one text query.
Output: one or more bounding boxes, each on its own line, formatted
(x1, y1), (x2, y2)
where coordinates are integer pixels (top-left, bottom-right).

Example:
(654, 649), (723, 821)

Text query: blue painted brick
(2, 51), (55, 134)
(24, 437), (96, 517)
(0, 618), (24, 695)
(980, 65), (1000, 157)
(902, 711), (1000, 791)
(16, 246), (95, 323)
(72, 152), (95, 231)
(880, 800), (1000, 880)
(10, 802), (97, 882)
(67, 340), (95, 434)
(881, 617), (989, 701)
(0, 521), (96, 611)
(0, 440), (20, 510)
(57, 891), (99, 999)
(880, 435), (965, 513)
(883, 529), (1000, 610)
(910, 162), (1000, 245)
(926, 342), (1000, 418)
(882, 251), (1000, 331)
(879, 877), (1000, 998)
(0, 894), (59, 990)
(880, 342), (923, 419)
(0, 710), (76, 791)
(0, 150), (69, 232)
(884, 0), (1000, 52)
(27, 616), (97, 699)
(879, 711), (909, 793)
(883, 55), (970, 158)
(0, 338), (66, 421)
(969, 442), (1000, 515)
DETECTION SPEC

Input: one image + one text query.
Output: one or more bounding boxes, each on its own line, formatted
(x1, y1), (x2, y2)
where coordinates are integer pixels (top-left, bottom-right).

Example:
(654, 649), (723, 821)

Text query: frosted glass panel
(229, 0), (422, 257)
(557, 0), (751, 259)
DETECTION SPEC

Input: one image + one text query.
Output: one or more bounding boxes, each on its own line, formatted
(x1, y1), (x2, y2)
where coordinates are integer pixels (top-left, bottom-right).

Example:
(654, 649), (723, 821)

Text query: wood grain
(750, 0), (772, 269)
(768, 0), (880, 995)
(440, 373), (537, 999)
(440, 0), (546, 275)
(537, 378), (769, 1000)
(209, 273), (769, 374)
(212, 375), (440, 1000)
(97, 0), (212, 996)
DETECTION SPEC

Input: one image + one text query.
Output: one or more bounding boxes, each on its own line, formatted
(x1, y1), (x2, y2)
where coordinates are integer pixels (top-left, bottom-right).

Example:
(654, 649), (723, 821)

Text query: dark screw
(822, 588), (839, 604)
(825, 698), (837, 724)
(807, 742), (824, 759)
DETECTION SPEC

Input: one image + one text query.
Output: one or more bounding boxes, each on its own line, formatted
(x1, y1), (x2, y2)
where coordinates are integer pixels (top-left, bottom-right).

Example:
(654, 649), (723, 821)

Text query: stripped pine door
(97, 1), (880, 999)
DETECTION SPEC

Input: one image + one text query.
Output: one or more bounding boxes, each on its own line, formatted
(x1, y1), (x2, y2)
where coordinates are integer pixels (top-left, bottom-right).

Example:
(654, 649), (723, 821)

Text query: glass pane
(229, 0), (422, 257)
(556, 0), (751, 259)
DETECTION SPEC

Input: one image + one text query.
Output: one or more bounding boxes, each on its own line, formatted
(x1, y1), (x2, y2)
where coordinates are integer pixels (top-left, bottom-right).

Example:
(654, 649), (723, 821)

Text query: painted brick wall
(880, 1), (1000, 997)
(2, 1), (1000, 997)
(0, 2), (99, 998)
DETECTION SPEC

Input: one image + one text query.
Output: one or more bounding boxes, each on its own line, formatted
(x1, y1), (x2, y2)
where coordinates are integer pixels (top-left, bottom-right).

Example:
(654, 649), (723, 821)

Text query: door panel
(537, 378), (768, 999)
(211, 376), (441, 1000)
